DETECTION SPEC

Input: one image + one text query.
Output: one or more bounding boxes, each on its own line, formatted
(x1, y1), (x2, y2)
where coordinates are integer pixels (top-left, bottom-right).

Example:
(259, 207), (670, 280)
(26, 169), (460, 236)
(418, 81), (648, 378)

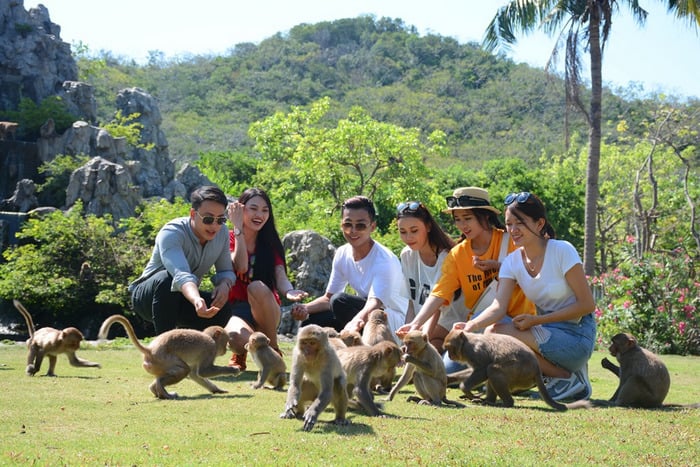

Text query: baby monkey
(245, 331), (287, 390)
(14, 299), (100, 377)
(98, 314), (239, 399)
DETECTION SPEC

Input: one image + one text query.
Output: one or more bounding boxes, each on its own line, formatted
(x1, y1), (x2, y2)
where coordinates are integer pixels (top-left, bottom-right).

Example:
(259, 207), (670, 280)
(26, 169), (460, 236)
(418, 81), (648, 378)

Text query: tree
(249, 97), (449, 239)
(483, 0), (700, 275)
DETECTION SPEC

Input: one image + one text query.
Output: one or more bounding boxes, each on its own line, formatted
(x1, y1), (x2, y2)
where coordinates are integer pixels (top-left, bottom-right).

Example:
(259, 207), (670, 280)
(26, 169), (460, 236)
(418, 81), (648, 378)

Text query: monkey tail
(535, 375), (568, 411)
(12, 299), (35, 338)
(98, 314), (150, 356)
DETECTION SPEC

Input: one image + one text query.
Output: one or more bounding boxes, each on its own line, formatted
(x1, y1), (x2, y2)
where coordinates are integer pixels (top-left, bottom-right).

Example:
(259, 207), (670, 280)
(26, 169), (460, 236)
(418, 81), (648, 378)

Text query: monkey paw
(280, 407), (297, 419)
(302, 416), (318, 431)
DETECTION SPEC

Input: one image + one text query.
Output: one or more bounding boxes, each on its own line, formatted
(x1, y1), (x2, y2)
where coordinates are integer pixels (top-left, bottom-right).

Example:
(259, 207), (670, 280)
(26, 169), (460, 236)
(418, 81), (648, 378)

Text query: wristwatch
(233, 227), (242, 236)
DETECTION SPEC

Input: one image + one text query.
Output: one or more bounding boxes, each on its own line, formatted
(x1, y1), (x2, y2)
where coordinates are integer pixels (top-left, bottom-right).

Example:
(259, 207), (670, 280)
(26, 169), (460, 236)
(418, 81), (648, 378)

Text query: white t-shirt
(500, 239), (581, 318)
(400, 247), (468, 326)
(326, 240), (408, 331)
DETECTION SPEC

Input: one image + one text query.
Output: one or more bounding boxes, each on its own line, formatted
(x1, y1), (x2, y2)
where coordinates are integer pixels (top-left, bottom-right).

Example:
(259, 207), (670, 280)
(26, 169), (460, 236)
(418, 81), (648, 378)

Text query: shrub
(593, 245), (699, 355)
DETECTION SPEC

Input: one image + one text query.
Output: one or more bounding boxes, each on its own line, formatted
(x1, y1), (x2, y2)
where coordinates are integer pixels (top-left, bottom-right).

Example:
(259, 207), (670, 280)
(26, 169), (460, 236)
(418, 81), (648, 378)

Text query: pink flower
(678, 322), (686, 335)
(623, 300), (631, 309)
(657, 305), (665, 313)
(608, 303), (614, 310)
(626, 235), (635, 244)
(595, 308), (602, 318)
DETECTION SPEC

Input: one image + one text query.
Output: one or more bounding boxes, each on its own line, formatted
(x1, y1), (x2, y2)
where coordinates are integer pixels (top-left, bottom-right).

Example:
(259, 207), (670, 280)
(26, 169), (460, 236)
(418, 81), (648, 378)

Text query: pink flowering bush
(593, 251), (699, 355)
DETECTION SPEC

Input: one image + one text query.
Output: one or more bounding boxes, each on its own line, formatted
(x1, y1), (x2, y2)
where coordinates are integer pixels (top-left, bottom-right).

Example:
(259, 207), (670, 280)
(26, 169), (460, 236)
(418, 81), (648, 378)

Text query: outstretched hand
(285, 289), (309, 302)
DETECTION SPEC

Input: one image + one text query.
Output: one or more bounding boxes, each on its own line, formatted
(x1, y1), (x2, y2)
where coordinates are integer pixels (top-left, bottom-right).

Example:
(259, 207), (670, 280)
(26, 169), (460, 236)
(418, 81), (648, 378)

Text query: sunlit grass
(1, 341), (698, 465)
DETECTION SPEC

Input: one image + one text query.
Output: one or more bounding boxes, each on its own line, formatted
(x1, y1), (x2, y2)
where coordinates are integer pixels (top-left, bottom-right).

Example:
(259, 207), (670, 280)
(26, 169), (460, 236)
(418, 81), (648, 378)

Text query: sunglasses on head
(445, 195), (491, 209)
(504, 192), (532, 205)
(196, 211), (227, 225)
(396, 201), (421, 214)
(341, 222), (369, 233)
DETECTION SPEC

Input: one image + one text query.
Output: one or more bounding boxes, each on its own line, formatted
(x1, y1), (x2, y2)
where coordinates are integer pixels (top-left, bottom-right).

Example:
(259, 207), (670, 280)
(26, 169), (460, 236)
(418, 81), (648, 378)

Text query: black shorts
(230, 300), (257, 328)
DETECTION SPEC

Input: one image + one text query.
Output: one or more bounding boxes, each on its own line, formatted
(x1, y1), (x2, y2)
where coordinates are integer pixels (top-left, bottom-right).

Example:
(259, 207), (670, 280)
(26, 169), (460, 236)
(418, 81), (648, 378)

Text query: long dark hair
(238, 187), (286, 292)
(506, 193), (557, 239)
(397, 202), (455, 255)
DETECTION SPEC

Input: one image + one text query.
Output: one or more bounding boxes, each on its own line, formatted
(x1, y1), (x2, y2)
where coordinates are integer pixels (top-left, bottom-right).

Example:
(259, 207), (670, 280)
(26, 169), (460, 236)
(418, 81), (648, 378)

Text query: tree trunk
(583, 0), (603, 276)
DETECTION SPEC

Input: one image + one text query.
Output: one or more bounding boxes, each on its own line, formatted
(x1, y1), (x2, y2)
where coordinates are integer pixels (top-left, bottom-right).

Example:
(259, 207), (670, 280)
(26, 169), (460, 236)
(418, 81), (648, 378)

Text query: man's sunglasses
(504, 192), (532, 205)
(196, 211), (227, 225)
(397, 201), (422, 214)
(445, 195), (491, 209)
(341, 222), (369, 233)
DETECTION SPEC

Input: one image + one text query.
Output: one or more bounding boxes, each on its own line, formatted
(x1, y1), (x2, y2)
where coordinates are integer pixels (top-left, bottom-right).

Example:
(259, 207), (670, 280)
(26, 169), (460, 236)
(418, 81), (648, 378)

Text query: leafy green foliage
(195, 150), (258, 197)
(0, 202), (146, 321)
(593, 248), (700, 355)
(37, 154), (90, 207)
(248, 97), (448, 239)
(0, 96), (76, 141)
(102, 110), (154, 150)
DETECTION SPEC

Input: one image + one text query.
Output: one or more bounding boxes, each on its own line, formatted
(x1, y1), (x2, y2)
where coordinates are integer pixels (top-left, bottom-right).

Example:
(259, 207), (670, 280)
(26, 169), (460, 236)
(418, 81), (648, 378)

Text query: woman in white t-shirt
(453, 192), (596, 401)
(396, 200), (459, 353)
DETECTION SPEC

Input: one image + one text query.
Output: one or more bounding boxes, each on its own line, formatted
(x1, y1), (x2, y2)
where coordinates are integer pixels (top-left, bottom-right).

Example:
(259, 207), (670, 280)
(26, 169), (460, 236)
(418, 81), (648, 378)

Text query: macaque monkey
(280, 324), (349, 431)
(339, 329), (364, 347)
(321, 327), (348, 351)
(0, 121), (19, 140)
(245, 331), (287, 390)
(360, 309), (398, 393)
(444, 329), (591, 410)
(13, 299), (100, 377)
(361, 309), (395, 345)
(337, 341), (402, 416)
(98, 314), (239, 399)
(388, 331), (463, 407)
(601, 332), (670, 408)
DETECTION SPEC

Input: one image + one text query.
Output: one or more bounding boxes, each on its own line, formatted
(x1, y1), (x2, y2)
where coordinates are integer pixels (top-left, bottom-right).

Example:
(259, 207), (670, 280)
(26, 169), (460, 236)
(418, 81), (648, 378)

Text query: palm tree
(483, 0), (700, 275)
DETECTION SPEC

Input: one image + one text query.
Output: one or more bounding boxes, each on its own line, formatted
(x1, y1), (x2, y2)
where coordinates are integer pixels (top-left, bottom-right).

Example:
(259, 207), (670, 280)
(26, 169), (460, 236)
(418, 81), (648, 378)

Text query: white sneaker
(546, 364), (591, 401)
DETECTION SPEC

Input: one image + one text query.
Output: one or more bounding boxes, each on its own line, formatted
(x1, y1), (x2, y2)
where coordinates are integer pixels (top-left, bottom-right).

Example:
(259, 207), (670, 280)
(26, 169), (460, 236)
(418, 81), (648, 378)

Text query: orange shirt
(431, 229), (535, 318)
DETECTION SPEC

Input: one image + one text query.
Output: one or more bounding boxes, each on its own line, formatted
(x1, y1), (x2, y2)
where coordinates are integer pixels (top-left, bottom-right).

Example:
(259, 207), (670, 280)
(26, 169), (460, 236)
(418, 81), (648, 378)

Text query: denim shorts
(535, 313), (596, 372)
(230, 300), (257, 328)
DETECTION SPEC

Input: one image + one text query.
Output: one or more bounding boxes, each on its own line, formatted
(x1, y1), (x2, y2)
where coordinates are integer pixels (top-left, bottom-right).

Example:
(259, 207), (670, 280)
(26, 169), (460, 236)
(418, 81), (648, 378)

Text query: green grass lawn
(1, 340), (698, 466)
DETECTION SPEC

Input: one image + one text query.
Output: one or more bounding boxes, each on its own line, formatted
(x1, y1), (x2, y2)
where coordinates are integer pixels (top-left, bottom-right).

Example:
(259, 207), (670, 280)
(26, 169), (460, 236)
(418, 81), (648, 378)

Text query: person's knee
(247, 280), (272, 299)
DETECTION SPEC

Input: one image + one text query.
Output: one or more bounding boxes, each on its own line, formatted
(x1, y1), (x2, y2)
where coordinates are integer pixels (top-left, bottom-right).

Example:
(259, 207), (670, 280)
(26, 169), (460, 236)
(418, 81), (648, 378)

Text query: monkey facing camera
(280, 324), (349, 431)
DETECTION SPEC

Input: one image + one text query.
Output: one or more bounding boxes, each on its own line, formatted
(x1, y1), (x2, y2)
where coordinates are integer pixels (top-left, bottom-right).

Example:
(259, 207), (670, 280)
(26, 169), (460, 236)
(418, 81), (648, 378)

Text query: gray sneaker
(546, 364), (591, 401)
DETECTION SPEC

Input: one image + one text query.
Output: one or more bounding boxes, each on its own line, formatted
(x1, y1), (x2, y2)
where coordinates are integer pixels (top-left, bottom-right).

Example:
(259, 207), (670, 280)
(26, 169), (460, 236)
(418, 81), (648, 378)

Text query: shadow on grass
(587, 398), (700, 411)
(283, 417), (377, 435)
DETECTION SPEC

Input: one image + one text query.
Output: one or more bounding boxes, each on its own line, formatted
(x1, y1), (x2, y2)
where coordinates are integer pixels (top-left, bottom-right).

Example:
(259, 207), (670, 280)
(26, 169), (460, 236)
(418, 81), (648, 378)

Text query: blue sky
(25, 0), (700, 99)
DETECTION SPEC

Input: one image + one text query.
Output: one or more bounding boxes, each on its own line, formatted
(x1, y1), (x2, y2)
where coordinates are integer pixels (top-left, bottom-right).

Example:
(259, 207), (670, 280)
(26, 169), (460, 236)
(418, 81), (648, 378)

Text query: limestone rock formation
(278, 230), (335, 336)
(0, 1), (78, 111)
(65, 156), (141, 219)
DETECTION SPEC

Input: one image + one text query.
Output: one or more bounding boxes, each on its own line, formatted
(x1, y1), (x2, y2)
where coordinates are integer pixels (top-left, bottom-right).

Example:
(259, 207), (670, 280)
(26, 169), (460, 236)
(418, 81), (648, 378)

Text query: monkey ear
(244, 343), (250, 351)
(212, 329), (223, 339)
(421, 333), (428, 343)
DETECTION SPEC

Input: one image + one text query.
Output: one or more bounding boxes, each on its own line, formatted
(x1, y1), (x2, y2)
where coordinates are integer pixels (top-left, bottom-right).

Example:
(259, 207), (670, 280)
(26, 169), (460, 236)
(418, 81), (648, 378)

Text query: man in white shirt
(291, 196), (408, 334)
